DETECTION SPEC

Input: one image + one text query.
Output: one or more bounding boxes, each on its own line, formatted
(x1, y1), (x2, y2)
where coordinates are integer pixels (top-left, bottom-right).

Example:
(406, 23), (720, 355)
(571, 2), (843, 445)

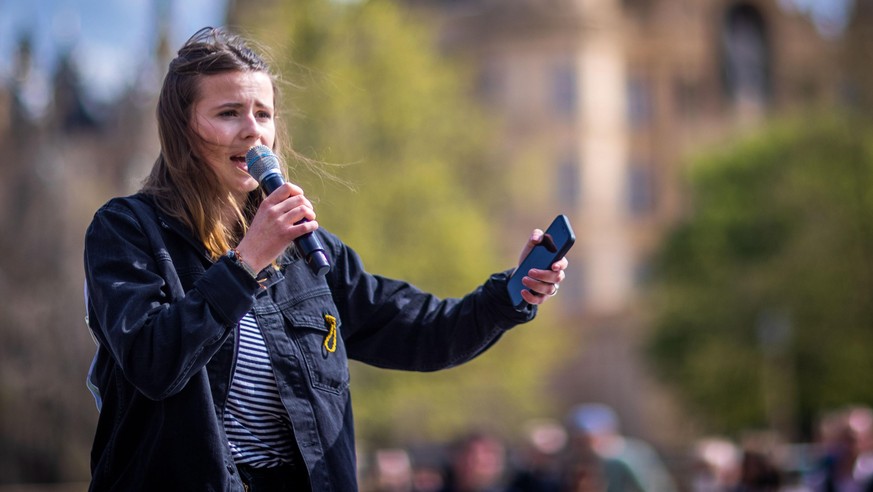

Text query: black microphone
(245, 145), (330, 277)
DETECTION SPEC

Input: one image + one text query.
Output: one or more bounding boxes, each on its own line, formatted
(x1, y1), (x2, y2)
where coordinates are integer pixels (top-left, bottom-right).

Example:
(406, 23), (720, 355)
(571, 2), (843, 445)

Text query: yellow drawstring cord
(323, 314), (338, 353)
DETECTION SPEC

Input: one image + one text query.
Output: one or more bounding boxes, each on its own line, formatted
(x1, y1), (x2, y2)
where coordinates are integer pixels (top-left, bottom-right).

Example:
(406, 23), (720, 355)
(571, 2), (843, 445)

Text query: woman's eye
(257, 111), (272, 120)
(219, 110), (238, 117)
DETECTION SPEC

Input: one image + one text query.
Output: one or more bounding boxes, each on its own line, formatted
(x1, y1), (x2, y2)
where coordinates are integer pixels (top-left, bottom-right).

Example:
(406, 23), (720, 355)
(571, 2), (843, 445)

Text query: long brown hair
(142, 27), (282, 259)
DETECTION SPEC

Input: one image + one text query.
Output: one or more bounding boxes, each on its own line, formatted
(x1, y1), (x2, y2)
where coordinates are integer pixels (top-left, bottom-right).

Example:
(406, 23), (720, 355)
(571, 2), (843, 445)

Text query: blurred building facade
(403, 0), (839, 447)
(406, 0), (835, 317)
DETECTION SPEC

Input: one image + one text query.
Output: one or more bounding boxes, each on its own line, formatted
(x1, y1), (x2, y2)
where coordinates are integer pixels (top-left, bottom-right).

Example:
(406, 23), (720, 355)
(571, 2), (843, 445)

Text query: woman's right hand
(234, 183), (318, 272)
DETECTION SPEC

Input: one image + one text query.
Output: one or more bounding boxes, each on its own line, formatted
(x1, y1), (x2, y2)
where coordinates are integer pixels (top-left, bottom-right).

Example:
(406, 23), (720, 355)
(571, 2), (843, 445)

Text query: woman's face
(191, 70), (276, 200)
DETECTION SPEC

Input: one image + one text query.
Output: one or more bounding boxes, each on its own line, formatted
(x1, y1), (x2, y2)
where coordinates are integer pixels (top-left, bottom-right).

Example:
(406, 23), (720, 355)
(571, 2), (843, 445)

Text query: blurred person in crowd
(566, 403), (678, 492)
(806, 406), (873, 491)
(851, 408), (873, 487)
(412, 458), (448, 492)
(735, 449), (782, 492)
(690, 438), (741, 492)
(507, 419), (567, 492)
(560, 416), (612, 492)
(407, 444), (449, 492)
(372, 449), (415, 492)
(82, 26), (569, 491)
(441, 432), (510, 492)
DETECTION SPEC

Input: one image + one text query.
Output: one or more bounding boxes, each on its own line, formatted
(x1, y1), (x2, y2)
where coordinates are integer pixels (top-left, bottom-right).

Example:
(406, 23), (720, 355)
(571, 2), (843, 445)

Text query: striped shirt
(224, 313), (295, 468)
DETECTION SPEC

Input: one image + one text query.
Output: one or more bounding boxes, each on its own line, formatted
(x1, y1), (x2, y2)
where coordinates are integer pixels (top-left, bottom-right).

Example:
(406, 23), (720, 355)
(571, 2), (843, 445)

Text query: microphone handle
(260, 173), (330, 277)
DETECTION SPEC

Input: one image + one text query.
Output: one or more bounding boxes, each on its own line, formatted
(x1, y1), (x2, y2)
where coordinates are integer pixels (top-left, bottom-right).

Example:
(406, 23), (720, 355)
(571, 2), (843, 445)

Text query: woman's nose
(240, 114), (261, 141)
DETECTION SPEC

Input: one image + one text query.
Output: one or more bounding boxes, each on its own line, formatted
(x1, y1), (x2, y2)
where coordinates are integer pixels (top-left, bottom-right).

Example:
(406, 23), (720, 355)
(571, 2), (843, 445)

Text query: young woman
(83, 27), (568, 491)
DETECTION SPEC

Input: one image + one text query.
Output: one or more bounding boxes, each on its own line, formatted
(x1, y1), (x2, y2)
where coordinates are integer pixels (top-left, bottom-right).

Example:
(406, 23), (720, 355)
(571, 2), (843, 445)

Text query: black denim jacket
(83, 193), (535, 491)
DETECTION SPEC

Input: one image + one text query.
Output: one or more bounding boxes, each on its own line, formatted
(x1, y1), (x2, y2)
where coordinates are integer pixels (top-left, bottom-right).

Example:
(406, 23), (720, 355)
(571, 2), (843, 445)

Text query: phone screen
(507, 215), (575, 308)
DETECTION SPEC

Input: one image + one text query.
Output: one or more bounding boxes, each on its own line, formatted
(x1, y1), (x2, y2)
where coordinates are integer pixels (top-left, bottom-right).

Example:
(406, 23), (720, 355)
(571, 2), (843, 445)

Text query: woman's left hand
(516, 229), (569, 306)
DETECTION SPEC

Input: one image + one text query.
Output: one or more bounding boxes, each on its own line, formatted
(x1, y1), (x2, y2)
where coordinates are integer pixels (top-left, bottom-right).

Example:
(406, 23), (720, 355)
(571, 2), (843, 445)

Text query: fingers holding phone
(508, 215), (575, 308)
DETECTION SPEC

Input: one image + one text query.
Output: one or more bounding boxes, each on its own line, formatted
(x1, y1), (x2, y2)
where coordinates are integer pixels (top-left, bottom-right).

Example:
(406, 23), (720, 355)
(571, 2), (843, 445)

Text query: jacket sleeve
(322, 231), (536, 371)
(84, 199), (259, 400)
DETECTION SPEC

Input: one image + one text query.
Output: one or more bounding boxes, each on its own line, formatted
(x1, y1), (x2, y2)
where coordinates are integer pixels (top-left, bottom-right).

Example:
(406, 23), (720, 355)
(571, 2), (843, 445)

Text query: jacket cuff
(195, 256), (260, 326)
(485, 270), (537, 327)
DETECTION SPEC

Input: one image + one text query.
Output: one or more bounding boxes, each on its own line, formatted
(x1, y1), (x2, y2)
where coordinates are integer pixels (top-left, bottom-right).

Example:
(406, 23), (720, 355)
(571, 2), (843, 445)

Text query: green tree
(646, 115), (873, 438)
(230, 0), (568, 445)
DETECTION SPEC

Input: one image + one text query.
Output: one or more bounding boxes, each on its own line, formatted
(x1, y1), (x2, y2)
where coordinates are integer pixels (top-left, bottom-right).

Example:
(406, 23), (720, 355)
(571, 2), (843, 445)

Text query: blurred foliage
(646, 114), (873, 438)
(231, 0), (569, 446)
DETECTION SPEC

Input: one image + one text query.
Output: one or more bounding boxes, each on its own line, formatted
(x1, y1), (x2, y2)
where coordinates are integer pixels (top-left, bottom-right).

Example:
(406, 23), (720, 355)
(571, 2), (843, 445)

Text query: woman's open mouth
(231, 154), (247, 169)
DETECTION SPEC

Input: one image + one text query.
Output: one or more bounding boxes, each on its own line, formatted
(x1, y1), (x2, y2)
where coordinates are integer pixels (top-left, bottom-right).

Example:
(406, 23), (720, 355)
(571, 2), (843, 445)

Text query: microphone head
(246, 145), (282, 183)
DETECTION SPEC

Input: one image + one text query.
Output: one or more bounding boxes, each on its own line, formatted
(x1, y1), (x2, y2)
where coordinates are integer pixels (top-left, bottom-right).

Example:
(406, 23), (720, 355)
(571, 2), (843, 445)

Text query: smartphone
(507, 214), (576, 309)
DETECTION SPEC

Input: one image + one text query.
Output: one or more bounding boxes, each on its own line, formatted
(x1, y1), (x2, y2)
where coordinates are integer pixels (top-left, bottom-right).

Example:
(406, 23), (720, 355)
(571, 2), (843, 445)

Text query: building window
(477, 60), (504, 105)
(721, 2), (770, 107)
(633, 258), (652, 288)
(562, 260), (586, 310)
(626, 73), (653, 130)
(557, 152), (581, 208)
(674, 77), (701, 122)
(623, 0), (652, 18)
(551, 61), (577, 116)
(626, 162), (656, 217)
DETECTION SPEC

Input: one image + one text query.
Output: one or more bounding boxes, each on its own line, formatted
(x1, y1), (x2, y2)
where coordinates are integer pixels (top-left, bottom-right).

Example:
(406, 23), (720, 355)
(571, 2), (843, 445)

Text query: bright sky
(782, 0), (855, 37)
(0, 0), (228, 101)
(0, 0), (854, 104)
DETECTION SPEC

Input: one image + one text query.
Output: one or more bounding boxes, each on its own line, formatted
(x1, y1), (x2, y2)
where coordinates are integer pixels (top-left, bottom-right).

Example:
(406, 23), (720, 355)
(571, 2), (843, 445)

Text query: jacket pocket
(279, 298), (350, 395)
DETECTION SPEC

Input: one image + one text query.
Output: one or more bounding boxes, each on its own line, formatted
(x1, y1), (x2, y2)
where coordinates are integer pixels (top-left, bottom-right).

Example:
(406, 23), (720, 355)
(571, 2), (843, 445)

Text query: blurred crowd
(357, 404), (873, 492)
